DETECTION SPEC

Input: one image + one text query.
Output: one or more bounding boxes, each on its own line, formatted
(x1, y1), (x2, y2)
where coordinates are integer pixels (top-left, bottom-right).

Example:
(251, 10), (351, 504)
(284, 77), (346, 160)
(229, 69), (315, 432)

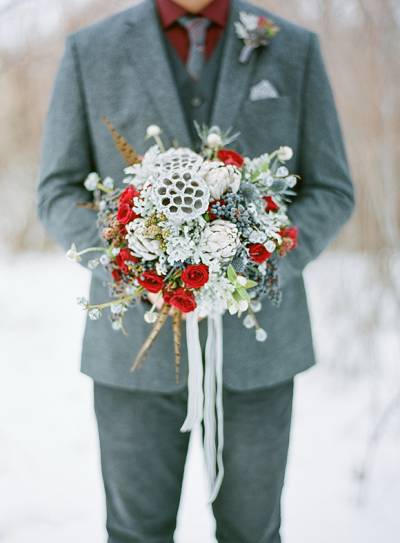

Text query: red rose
(137, 271), (164, 293)
(112, 269), (122, 282)
(162, 289), (174, 305)
(119, 186), (140, 206)
(279, 226), (299, 255)
(117, 203), (138, 225)
(248, 243), (272, 264)
(263, 196), (279, 212)
(169, 288), (197, 313)
(181, 264), (209, 289)
(217, 149), (244, 168)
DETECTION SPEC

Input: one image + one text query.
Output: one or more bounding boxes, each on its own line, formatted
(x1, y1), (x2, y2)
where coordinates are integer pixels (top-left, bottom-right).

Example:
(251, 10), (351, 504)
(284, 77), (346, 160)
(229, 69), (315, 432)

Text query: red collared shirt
(156, 0), (230, 63)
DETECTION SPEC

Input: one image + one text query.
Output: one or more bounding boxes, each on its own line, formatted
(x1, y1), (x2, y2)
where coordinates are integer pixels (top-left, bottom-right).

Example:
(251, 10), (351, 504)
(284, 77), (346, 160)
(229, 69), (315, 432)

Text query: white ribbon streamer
(180, 310), (204, 432)
(181, 310), (225, 502)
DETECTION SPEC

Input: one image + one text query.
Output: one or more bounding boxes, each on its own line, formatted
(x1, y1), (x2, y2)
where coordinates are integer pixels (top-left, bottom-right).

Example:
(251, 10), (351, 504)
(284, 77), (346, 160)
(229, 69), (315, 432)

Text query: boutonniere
(235, 12), (280, 64)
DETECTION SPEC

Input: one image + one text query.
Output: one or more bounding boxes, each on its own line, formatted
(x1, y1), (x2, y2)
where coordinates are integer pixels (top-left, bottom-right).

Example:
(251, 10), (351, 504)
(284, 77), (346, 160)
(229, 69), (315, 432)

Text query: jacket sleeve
(37, 35), (106, 279)
(282, 32), (355, 279)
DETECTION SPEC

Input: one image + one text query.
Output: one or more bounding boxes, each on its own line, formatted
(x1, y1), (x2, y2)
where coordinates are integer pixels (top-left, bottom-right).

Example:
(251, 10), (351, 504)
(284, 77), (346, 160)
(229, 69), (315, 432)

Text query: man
(37, 0), (355, 541)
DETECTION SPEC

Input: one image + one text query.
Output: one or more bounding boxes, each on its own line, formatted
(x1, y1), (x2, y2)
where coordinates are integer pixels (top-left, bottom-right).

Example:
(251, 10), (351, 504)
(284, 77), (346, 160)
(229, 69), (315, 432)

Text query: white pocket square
(249, 79), (279, 101)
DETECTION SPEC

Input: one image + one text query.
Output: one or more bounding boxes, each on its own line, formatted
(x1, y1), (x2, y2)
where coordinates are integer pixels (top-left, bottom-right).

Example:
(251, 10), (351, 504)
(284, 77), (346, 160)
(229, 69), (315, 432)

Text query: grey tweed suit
(37, 0), (355, 541)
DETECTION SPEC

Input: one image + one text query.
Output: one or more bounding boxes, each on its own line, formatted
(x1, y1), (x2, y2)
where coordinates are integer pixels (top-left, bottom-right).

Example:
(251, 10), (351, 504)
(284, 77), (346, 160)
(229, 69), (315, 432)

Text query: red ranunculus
(112, 269), (122, 282)
(117, 203), (137, 225)
(181, 264), (209, 289)
(119, 186), (140, 205)
(217, 149), (244, 168)
(279, 226), (299, 255)
(169, 288), (197, 313)
(137, 271), (164, 293)
(115, 248), (138, 274)
(263, 196), (279, 212)
(248, 243), (272, 264)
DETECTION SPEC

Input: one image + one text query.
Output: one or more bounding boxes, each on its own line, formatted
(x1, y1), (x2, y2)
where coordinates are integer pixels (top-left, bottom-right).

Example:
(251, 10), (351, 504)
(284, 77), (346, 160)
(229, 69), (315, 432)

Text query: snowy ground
(1, 250), (400, 543)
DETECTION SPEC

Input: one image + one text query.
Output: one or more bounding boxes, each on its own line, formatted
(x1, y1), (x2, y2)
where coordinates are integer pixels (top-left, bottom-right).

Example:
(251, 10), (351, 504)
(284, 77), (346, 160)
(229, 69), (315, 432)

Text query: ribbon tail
(180, 311), (204, 432)
(205, 313), (225, 503)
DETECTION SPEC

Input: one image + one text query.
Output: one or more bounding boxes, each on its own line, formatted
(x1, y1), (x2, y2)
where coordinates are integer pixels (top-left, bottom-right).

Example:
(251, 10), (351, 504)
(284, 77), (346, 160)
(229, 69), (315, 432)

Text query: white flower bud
(278, 146), (293, 161)
(88, 308), (102, 321)
(287, 175), (297, 188)
(206, 133), (222, 148)
(243, 314), (256, 328)
(236, 275), (247, 287)
(100, 254), (110, 266)
(238, 300), (249, 312)
(111, 247), (120, 256)
(84, 172), (100, 191)
(103, 176), (114, 189)
(276, 166), (289, 178)
(250, 300), (262, 313)
(144, 311), (158, 324)
(265, 240), (276, 253)
(256, 328), (268, 342)
(111, 304), (123, 315)
(66, 243), (81, 262)
(146, 124), (161, 138)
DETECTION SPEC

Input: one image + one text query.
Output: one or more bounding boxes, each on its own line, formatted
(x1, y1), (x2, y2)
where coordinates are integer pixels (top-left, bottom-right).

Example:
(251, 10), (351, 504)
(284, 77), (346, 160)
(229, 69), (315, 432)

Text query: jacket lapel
(211, 0), (258, 132)
(123, 0), (191, 147)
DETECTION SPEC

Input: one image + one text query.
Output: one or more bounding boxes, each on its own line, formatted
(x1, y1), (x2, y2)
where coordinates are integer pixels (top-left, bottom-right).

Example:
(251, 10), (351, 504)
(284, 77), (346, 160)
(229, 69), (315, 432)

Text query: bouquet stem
(172, 309), (182, 384)
(130, 303), (171, 372)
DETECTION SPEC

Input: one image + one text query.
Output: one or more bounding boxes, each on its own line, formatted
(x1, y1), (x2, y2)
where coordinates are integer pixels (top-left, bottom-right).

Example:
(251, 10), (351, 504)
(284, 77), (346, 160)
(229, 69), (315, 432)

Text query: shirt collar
(156, 0), (230, 29)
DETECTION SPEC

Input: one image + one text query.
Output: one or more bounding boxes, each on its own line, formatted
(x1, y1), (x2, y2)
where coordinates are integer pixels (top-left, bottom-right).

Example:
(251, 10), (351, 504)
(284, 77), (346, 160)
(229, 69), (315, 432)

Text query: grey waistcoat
(37, 0), (355, 392)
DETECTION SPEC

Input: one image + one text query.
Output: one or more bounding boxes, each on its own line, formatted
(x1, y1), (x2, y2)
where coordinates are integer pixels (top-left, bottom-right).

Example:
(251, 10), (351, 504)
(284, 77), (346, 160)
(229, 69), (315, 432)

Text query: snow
(1, 250), (399, 543)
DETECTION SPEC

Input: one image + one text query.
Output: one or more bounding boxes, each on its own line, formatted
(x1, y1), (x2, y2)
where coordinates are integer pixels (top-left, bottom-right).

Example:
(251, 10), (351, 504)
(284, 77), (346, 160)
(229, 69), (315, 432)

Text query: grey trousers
(93, 378), (294, 543)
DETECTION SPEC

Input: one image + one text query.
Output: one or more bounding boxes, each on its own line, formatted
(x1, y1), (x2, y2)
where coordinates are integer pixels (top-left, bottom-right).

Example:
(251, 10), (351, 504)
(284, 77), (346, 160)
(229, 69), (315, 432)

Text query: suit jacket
(37, 0), (355, 392)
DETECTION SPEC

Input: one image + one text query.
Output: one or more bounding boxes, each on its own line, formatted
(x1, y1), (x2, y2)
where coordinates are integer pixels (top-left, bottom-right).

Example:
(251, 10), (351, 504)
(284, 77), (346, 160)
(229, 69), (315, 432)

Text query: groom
(37, 0), (355, 541)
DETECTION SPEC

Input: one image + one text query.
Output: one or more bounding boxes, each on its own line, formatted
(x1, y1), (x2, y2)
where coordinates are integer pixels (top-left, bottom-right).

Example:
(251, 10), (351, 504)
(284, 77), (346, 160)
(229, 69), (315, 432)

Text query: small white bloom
(206, 133), (222, 148)
(146, 124), (161, 138)
(259, 173), (274, 187)
(243, 314), (256, 328)
(100, 254), (110, 266)
(256, 328), (268, 342)
(236, 275), (247, 287)
(66, 243), (81, 262)
(103, 176), (114, 189)
(111, 247), (120, 256)
(201, 220), (240, 262)
(77, 296), (89, 308)
(88, 258), (99, 270)
(228, 302), (239, 315)
(84, 172), (100, 191)
(238, 300), (249, 312)
(99, 201), (106, 211)
(286, 175), (297, 188)
(110, 304), (123, 315)
(276, 166), (289, 178)
(144, 311), (158, 324)
(265, 240), (276, 253)
(278, 146), (293, 161)
(250, 299), (262, 313)
(112, 320), (122, 331)
(88, 308), (102, 320)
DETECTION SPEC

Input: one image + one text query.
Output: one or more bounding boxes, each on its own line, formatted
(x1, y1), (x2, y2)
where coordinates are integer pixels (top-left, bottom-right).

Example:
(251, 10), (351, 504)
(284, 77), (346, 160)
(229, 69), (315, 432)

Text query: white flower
(276, 166), (289, 178)
(278, 146), (293, 161)
(110, 304), (123, 315)
(127, 218), (162, 261)
(236, 275), (247, 287)
(243, 314), (256, 328)
(146, 124), (161, 138)
(99, 254), (110, 266)
(84, 172), (100, 191)
(238, 300), (249, 312)
(265, 240), (276, 253)
(112, 320), (122, 331)
(77, 296), (88, 308)
(66, 243), (81, 262)
(203, 164), (241, 200)
(206, 133), (222, 148)
(144, 311), (158, 323)
(256, 328), (268, 342)
(201, 220), (240, 262)
(88, 308), (102, 320)
(103, 176), (114, 189)
(286, 175), (297, 188)
(259, 173), (274, 187)
(250, 299), (262, 313)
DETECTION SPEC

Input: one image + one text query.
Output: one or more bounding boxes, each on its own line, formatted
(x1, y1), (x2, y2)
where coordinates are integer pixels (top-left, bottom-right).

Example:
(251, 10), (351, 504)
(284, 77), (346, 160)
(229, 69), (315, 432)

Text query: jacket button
(190, 96), (202, 107)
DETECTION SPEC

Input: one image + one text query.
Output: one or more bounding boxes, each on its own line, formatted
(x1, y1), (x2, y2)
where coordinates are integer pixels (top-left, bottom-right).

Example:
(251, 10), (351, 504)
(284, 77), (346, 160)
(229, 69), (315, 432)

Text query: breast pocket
(236, 97), (295, 156)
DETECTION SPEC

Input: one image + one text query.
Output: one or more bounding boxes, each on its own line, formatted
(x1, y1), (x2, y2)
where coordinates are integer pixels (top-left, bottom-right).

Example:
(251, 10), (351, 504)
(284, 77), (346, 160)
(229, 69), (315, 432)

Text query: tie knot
(178, 16), (211, 47)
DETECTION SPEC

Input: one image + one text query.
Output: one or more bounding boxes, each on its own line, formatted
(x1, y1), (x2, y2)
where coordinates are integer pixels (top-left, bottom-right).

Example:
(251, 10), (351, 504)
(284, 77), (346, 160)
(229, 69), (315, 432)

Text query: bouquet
(68, 119), (299, 500)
